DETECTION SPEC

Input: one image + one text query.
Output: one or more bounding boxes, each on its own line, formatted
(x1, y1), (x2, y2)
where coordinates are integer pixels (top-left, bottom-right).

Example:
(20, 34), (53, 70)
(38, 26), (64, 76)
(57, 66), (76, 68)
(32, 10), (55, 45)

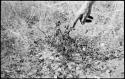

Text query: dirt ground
(1, 1), (124, 78)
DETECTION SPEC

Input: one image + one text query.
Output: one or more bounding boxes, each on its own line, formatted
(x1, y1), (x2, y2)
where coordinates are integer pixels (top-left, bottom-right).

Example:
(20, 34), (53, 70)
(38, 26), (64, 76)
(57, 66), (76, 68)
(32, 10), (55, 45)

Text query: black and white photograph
(1, 1), (124, 78)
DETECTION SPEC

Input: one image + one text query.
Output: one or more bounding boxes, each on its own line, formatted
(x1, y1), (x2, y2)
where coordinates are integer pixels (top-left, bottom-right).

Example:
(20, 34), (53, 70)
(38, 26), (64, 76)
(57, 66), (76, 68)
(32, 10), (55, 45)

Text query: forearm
(72, 1), (95, 28)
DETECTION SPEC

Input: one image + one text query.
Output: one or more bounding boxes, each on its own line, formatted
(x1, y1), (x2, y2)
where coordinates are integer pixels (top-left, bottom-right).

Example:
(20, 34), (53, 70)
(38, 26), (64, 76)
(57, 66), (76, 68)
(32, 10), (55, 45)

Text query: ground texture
(1, 1), (124, 78)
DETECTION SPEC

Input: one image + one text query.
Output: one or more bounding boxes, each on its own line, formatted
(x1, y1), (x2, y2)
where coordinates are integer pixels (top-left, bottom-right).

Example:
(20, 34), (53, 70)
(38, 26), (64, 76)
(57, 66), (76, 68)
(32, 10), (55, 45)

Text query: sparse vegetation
(1, 1), (124, 78)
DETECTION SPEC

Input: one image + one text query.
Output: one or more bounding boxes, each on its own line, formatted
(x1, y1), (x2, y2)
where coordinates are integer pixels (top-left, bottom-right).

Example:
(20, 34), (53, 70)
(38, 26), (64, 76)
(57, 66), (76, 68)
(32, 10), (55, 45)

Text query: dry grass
(1, 1), (124, 78)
